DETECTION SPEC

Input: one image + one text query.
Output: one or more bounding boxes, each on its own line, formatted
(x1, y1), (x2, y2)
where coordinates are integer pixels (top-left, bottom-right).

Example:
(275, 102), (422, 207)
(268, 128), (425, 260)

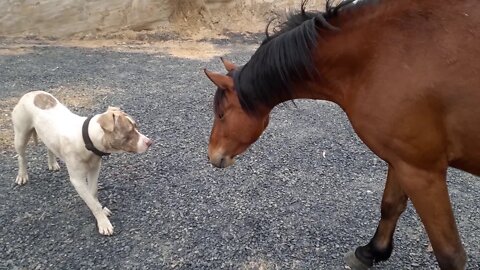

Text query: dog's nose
(145, 138), (153, 147)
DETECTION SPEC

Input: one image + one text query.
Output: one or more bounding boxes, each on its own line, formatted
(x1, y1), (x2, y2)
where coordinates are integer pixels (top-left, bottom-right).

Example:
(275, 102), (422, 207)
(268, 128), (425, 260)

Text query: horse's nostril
(219, 157), (225, 168)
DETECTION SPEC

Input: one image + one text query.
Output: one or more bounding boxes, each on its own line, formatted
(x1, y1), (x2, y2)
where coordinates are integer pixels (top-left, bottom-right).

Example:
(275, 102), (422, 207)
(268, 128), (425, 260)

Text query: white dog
(12, 91), (152, 235)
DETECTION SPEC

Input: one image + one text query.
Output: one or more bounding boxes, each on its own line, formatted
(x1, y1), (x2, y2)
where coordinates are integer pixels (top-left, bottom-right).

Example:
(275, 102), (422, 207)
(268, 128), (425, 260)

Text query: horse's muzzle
(209, 154), (235, 168)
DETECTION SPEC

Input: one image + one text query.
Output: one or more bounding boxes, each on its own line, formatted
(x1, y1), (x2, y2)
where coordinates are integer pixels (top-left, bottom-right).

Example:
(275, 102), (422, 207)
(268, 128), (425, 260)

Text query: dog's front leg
(47, 150), (60, 171)
(87, 161), (111, 217)
(67, 165), (114, 236)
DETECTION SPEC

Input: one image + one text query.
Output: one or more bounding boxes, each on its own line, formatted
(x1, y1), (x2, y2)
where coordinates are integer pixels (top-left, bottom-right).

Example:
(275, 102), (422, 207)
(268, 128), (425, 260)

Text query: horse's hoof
(345, 250), (371, 270)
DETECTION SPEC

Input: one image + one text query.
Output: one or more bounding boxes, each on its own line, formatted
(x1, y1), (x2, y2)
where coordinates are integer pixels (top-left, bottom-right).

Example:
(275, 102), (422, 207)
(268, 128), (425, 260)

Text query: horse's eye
(218, 113), (224, 119)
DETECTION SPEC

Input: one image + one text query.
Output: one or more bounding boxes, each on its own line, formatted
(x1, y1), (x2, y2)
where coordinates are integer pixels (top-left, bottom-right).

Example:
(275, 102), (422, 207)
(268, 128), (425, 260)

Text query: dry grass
(0, 97), (17, 150)
(49, 86), (111, 109)
(0, 47), (33, 56)
(0, 86), (111, 150)
(58, 39), (233, 61)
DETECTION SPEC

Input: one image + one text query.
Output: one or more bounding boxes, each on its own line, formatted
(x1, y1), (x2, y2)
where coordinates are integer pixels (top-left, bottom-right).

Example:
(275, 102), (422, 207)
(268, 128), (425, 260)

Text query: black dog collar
(82, 116), (111, 157)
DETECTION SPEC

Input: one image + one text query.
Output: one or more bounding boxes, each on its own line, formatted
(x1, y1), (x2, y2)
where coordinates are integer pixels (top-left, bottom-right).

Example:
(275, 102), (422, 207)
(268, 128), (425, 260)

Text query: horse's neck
(290, 0), (420, 109)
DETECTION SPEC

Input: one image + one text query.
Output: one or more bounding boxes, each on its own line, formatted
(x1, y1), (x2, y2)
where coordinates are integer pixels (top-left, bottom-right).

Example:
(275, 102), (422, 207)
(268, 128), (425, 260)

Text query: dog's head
(97, 107), (152, 153)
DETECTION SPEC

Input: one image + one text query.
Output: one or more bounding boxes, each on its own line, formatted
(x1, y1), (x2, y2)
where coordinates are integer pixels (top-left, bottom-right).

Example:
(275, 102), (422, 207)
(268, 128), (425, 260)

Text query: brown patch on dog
(33, 93), (57, 110)
(98, 109), (140, 153)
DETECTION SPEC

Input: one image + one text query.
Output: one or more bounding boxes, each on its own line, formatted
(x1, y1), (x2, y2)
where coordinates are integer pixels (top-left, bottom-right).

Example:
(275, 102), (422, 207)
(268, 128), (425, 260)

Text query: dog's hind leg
(47, 149), (60, 171)
(14, 127), (34, 185)
(12, 102), (35, 185)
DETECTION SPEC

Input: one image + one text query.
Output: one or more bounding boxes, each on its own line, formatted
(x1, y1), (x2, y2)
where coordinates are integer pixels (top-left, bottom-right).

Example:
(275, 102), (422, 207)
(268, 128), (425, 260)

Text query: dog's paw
(98, 219), (114, 236)
(103, 207), (112, 217)
(48, 162), (60, 171)
(15, 174), (29, 185)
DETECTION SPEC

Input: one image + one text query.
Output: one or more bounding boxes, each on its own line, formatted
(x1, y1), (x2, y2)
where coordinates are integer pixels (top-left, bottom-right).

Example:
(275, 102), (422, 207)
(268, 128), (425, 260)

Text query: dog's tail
(31, 129), (38, 145)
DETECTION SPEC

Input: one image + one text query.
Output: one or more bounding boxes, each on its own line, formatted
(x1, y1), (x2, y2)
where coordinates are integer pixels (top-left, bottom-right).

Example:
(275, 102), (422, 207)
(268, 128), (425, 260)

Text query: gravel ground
(0, 39), (479, 270)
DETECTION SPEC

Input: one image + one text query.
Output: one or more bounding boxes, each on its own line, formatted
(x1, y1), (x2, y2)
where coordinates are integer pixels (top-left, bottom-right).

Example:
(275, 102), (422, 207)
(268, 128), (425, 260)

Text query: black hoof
(345, 250), (372, 270)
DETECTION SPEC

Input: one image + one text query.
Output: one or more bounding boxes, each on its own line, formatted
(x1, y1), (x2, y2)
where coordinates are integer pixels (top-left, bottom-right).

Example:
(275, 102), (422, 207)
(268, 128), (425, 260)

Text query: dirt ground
(138, 0), (324, 41)
(1, 39), (478, 269)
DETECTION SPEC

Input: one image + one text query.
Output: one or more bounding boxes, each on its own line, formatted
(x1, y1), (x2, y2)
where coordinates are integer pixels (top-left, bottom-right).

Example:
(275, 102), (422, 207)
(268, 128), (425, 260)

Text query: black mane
(232, 0), (356, 114)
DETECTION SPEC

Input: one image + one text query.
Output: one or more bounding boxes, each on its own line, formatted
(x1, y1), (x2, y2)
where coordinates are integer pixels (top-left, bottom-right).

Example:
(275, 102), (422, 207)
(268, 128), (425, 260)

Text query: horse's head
(204, 58), (270, 168)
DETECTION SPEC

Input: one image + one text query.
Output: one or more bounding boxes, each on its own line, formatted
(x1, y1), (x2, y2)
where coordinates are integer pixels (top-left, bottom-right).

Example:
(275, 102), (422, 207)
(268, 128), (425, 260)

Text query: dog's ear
(97, 112), (116, 132)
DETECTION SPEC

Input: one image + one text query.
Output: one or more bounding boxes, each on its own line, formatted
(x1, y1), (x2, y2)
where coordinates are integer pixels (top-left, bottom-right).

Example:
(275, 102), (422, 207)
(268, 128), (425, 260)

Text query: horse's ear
(220, 57), (236, 72)
(204, 69), (233, 90)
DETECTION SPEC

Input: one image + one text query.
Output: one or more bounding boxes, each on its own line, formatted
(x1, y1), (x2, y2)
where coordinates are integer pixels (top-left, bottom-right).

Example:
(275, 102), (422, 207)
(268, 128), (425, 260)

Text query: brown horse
(204, 0), (480, 269)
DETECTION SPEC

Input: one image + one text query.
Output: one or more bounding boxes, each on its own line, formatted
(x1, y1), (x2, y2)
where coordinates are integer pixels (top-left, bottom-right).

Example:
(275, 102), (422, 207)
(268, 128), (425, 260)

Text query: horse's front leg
(345, 164), (408, 269)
